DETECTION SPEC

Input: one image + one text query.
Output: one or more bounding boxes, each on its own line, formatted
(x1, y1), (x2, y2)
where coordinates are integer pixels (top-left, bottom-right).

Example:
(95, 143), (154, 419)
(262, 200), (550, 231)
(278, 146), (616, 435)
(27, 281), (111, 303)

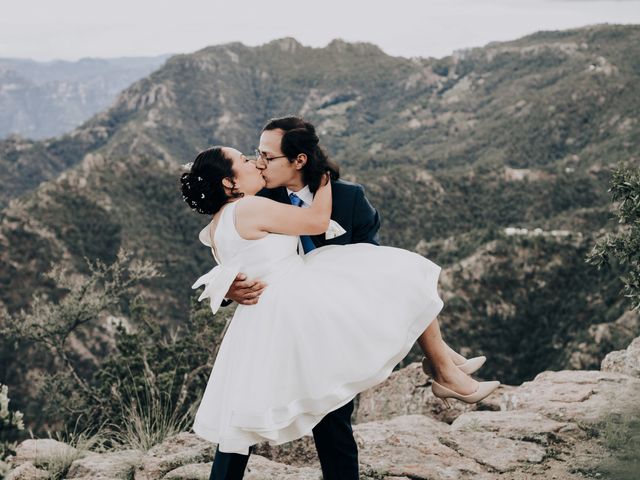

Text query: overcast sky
(2, 0), (639, 62)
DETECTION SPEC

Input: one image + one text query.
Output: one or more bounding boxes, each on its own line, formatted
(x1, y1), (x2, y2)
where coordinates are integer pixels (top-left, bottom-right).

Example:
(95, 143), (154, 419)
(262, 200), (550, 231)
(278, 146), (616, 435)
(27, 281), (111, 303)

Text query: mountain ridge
(0, 54), (171, 141)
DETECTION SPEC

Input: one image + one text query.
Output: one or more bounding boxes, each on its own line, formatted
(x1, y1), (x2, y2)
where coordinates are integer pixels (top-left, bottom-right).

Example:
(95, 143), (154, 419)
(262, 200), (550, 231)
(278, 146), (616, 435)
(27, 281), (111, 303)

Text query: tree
(587, 164), (640, 311)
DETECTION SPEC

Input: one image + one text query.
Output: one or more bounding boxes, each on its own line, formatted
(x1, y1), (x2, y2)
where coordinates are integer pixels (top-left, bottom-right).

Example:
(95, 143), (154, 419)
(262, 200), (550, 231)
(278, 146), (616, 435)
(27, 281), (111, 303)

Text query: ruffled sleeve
(192, 264), (240, 316)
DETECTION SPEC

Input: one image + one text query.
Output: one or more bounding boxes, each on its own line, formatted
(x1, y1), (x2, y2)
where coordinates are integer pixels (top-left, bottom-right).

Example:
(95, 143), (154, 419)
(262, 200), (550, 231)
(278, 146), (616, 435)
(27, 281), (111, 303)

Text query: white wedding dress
(191, 199), (444, 454)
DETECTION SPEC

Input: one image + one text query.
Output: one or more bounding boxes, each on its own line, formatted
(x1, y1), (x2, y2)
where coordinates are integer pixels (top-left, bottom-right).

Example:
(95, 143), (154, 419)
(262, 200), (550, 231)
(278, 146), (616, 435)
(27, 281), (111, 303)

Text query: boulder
(11, 439), (78, 467)
(253, 433), (319, 467)
(601, 336), (640, 377)
(66, 449), (143, 479)
(355, 362), (513, 424)
(5, 461), (50, 480)
(135, 432), (216, 480)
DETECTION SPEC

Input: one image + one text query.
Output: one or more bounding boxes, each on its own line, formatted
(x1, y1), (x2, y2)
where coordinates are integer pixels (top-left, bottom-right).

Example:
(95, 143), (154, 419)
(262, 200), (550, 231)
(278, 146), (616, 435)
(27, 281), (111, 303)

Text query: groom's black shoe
(208, 444), (253, 480)
(312, 399), (359, 479)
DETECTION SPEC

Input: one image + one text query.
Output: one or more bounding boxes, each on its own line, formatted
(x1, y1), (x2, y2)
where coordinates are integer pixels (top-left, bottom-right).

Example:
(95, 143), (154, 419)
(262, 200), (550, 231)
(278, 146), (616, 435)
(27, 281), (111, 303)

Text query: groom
(210, 116), (381, 480)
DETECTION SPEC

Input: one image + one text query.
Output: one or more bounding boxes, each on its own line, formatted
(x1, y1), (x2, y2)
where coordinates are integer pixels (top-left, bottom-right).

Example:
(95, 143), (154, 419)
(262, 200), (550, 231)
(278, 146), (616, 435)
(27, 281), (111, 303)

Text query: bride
(181, 145), (499, 456)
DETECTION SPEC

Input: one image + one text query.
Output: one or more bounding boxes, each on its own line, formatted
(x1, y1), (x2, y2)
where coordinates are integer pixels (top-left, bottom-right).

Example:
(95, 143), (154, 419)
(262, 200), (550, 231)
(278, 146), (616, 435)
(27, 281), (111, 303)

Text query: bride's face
(223, 147), (266, 196)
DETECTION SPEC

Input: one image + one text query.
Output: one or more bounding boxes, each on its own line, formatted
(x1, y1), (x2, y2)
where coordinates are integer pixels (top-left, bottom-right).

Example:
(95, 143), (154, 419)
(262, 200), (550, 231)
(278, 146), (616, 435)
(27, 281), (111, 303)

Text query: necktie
(289, 193), (317, 254)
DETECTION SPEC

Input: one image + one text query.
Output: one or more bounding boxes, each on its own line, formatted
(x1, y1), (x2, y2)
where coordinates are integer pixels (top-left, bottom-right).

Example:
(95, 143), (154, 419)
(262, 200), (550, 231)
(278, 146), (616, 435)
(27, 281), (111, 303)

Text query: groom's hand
(225, 273), (267, 305)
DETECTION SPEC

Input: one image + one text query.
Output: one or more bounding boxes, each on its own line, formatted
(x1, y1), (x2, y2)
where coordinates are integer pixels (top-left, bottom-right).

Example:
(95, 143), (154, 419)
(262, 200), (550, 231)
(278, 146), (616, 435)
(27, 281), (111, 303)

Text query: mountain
(1, 25), (639, 400)
(0, 55), (170, 140)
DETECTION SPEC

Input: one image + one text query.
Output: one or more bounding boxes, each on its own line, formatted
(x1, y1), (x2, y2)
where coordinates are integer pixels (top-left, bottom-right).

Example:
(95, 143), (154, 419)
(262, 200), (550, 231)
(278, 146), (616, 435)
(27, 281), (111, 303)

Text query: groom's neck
(283, 176), (306, 192)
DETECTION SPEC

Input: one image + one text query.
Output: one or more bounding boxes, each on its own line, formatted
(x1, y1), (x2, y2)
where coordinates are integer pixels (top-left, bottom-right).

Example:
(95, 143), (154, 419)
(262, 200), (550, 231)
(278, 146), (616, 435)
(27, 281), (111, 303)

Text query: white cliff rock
(7, 338), (640, 480)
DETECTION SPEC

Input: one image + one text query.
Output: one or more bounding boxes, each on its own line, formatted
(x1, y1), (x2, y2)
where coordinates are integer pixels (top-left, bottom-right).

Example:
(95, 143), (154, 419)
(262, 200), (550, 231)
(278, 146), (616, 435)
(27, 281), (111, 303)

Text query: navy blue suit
(208, 179), (381, 480)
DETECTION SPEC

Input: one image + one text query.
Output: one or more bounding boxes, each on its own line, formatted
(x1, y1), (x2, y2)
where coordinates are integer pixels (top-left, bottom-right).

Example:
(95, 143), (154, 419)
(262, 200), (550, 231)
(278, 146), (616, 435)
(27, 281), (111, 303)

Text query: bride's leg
(417, 317), (477, 395)
(441, 339), (466, 365)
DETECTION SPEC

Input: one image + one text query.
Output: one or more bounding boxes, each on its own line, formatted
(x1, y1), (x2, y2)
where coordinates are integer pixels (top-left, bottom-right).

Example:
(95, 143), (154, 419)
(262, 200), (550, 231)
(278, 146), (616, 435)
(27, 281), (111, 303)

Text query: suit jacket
(256, 179), (381, 247)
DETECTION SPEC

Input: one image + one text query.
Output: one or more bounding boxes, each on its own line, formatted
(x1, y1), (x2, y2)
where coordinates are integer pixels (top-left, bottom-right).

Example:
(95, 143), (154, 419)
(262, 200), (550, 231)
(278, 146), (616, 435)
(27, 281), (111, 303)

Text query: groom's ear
(294, 153), (307, 170)
(222, 177), (234, 189)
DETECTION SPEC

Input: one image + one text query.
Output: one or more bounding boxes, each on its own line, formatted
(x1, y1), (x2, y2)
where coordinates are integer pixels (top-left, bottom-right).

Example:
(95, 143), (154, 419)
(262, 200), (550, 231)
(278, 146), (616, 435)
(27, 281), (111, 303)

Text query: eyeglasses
(255, 148), (288, 163)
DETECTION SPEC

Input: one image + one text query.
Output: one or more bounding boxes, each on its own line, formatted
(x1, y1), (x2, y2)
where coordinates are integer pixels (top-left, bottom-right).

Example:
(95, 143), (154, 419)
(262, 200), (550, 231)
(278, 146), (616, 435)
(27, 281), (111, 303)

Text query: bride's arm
(235, 174), (332, 237)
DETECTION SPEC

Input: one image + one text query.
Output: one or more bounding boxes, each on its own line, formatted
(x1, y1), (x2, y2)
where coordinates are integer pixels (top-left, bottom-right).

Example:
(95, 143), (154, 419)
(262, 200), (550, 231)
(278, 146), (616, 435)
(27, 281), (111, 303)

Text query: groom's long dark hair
(263, 116), (340, 193)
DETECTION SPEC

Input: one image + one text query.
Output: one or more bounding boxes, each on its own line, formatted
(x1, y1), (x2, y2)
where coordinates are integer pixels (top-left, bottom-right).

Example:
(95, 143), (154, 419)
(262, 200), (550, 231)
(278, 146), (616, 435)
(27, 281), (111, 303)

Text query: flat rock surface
(162, 462), (211, 480)
(442, 431), (546, 473)
(245, 455), (321, 479)
(505, 369), (640, 423)
(451, 410), (568, 444)
(354, 415), (495, 480)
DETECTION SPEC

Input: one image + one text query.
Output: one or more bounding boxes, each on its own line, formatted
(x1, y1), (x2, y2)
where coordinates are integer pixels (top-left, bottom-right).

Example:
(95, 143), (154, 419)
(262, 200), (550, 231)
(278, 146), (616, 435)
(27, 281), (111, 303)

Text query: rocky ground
(6, 338), (640, 480)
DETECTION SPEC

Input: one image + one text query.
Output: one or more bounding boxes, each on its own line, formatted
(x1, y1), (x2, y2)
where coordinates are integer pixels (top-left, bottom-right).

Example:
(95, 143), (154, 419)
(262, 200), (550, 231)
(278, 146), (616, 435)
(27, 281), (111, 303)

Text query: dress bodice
(193, 200), (302, 314)
(199, 200), (300, 275)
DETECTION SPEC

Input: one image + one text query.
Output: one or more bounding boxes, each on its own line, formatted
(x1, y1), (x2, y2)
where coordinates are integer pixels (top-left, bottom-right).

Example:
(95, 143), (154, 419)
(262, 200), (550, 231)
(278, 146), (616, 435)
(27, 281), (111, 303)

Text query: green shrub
(0, 383), (25, 475)
(587, 164), (640, 311)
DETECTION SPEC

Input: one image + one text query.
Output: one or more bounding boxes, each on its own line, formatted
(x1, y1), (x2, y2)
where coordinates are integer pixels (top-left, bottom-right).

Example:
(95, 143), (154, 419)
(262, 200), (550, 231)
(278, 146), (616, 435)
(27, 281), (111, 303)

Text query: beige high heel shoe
(431, 379), (500, 408)
(421, 355), (486, 376)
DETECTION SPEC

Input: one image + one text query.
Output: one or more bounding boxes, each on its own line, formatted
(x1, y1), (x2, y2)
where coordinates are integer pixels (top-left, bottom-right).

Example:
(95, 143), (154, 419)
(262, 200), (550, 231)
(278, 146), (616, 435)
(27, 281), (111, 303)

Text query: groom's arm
(351, 185), (381, 246)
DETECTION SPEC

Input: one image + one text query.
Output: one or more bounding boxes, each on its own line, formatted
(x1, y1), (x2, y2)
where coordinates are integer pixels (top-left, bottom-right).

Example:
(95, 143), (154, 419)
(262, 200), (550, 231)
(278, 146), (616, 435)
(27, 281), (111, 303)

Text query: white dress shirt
(286, 184), (314, 207)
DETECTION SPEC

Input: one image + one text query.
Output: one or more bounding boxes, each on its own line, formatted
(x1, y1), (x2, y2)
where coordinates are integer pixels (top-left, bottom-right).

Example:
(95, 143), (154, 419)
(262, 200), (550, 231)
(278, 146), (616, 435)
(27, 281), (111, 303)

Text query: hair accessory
(197, 176), (203, 181)
(181, 162), (194, 171)
(201, 193), (205, 199)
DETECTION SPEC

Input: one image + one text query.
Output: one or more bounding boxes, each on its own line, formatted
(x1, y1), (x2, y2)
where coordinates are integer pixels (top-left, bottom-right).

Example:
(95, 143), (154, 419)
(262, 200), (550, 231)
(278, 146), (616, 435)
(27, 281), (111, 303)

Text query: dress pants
(208, 399), (358, 480)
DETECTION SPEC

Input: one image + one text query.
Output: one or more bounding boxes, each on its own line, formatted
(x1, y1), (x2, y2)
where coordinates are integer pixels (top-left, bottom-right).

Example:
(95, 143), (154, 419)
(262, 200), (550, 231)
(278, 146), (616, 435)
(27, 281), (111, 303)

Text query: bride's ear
(294, 153), (307, 170)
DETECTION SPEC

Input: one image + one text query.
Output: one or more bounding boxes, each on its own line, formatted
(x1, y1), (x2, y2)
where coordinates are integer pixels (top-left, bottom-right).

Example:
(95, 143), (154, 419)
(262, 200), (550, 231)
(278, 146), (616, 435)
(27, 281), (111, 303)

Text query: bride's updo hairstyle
(262, 116), (340, 193)
(180, 146), (243, 215)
